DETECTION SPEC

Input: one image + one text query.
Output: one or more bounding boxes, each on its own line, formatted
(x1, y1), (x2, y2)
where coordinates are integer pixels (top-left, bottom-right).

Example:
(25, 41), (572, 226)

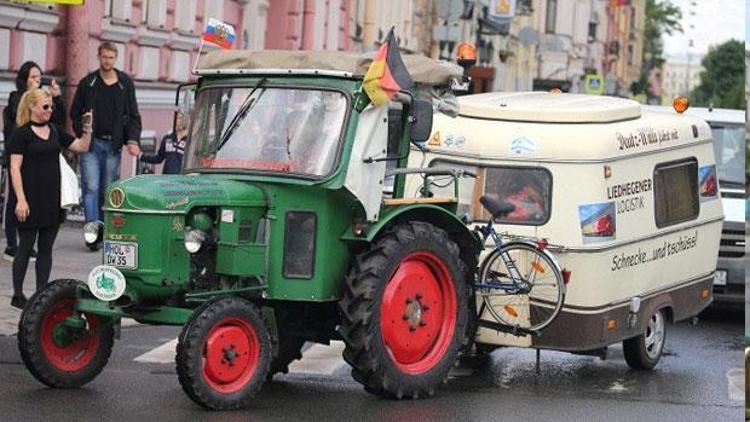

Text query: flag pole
(191, 38), (205, 75)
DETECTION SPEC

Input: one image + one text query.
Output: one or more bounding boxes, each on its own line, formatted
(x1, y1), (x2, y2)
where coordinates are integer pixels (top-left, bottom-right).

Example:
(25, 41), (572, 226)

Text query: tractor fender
(342, 204), (482, 279)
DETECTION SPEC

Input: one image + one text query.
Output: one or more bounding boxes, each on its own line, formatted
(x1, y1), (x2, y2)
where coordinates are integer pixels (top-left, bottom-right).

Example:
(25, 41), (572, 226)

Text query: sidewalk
(0, 223), (101, 335)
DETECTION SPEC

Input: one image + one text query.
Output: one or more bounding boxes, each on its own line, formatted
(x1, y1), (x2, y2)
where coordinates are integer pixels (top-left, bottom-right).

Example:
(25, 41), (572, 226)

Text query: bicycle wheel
(478, 243), (564, 331)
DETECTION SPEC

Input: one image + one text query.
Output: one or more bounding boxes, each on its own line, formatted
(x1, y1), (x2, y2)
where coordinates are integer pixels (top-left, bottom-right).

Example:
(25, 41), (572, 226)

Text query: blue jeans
(80, 138), (121, 222)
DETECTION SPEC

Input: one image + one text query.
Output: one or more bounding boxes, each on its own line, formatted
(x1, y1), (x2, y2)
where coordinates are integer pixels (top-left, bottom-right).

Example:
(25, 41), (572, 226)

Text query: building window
(142, 0), (167, 29)
(106, 0), (133, 22)
(588, 21), (597, 43)
(629, 6), (636, 31)
(203, 0), (223, 27)
(325, 0), (341, 50)
(627, 44), (634, 65)
(653, 158), (699, 228)
(350, 0), (365, 40)
(174, 0), (197, 33)
(545, 0), (557, 33)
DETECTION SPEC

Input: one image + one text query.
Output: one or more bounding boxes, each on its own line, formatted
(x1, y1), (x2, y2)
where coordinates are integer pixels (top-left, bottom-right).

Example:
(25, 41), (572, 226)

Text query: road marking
(132, 338), (349, 376)
(134, 338), (177, 364)
(287, 341), (347, 375)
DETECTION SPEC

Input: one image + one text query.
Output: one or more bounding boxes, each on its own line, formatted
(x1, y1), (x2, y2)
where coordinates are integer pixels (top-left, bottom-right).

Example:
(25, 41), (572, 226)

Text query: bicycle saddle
(479, 195), (516, 219)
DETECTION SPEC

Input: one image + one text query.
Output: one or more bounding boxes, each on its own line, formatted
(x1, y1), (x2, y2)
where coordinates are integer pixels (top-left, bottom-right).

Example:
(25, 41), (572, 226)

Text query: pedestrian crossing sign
(584, 73), (605, 95)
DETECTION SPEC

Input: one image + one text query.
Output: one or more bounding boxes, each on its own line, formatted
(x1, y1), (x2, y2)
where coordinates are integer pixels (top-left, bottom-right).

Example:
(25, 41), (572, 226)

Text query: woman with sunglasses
(2, 61), (65, 263)
(7, 88), (91, 309)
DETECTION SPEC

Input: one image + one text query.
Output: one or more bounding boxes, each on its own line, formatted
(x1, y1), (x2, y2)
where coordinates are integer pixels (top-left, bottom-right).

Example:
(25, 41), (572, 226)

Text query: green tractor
(18, 50), (481, 410)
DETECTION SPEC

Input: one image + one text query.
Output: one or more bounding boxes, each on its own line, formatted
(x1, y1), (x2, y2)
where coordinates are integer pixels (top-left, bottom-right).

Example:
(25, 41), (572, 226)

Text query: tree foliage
(689, 40), (746, 110)
(631, 0), (682, 98)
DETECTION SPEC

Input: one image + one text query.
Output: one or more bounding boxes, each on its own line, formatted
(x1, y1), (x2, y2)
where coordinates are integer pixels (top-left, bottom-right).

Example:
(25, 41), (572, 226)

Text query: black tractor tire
(176, 297), (271, 410)
(339, 221), (469, 399)
(18, 279), (114, 388)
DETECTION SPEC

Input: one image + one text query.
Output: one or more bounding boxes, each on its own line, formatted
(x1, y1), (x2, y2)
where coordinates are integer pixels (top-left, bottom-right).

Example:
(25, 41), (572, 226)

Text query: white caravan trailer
(642, 105), (745, 308)
(405, 92), (723, 368)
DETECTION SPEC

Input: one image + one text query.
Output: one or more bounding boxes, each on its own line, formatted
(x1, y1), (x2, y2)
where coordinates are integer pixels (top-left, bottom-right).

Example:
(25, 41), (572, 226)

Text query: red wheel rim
(380, 252), (457, 375)
(40, 299), (102, 372)
(202, 317), (260, 394)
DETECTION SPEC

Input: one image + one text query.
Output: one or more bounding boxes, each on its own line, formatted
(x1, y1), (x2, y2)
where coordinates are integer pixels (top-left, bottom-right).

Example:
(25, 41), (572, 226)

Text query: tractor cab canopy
(195, 50), (464, 116)
(195, 49), (463, 87)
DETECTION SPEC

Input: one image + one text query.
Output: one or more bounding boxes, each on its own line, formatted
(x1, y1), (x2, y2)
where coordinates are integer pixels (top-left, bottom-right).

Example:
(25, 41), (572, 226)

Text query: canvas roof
(196, 49), (464, 86)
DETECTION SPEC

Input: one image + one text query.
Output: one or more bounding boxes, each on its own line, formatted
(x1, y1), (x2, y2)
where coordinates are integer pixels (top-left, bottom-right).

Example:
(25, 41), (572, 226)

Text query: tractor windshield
(185, 86), (348, 177)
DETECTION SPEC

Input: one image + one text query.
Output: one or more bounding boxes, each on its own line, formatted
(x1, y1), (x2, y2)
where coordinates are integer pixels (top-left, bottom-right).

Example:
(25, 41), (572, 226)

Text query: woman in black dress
(8, 88), (92, 309)
(2, 61), (66, 261)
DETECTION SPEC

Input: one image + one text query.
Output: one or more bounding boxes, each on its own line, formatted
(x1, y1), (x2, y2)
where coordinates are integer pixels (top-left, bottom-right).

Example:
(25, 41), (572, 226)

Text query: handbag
(60, 154), (79, 209)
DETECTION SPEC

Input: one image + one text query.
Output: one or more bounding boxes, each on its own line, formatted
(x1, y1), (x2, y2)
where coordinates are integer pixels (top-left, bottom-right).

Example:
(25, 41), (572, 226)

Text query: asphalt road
(0, 309), (742, 421)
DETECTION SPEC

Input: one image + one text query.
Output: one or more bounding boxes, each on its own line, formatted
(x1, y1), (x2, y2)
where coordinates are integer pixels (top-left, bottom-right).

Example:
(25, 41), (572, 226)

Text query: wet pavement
(0, 308), (742, 421)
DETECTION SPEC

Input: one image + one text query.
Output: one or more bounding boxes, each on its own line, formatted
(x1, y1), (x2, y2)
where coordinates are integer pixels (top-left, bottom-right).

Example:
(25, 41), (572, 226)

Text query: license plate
(104, 241), (138, 269)
(713, 270), (727, 286)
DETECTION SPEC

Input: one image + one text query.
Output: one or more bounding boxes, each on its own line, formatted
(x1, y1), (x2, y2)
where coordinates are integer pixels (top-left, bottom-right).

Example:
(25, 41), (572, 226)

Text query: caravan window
(429, 160), (552, 225)
(653, 158), (699, 228)
(483, 167), (552, 225)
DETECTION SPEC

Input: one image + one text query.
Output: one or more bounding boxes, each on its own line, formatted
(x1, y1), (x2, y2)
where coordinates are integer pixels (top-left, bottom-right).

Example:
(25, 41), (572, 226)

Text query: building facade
(348, 0), (432, 55)
(428, 0), (644, 96)
(0, 0), (352, 177)
(604, 0), (645, 96)
(660, 59), (703, 104)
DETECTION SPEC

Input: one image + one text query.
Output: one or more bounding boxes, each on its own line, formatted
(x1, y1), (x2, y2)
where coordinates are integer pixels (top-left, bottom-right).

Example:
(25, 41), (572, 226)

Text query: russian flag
(202, 18), (236, 49)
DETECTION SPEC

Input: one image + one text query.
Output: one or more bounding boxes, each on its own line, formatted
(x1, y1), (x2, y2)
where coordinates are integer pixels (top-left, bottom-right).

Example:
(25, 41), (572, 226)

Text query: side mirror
(410, 99), (433, 143)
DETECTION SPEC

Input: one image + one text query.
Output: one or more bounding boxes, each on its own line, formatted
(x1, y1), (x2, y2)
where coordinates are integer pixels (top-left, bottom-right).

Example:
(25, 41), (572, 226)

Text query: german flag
(362, 28), (414, 107)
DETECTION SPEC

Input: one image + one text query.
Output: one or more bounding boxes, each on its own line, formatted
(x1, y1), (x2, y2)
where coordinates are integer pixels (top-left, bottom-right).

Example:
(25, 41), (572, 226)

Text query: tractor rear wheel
(18, 279), (114, 388)
(176, 297), (271, 410)
(339, 221), (469, 399)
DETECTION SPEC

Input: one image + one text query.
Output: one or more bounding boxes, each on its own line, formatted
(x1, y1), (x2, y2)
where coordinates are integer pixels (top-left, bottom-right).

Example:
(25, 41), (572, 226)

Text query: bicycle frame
(476, 219), (531, 294)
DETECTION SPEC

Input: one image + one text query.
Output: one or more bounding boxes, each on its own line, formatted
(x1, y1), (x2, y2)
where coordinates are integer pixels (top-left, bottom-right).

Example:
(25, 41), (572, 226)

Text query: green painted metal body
(77, 73), (474, 327)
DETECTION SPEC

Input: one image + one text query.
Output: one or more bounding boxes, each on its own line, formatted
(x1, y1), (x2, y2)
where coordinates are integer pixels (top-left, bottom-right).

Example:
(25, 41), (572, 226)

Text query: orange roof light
(456, 42), (477, 67)
(673, 96), (689, 113)
(550, 88), (562, 94)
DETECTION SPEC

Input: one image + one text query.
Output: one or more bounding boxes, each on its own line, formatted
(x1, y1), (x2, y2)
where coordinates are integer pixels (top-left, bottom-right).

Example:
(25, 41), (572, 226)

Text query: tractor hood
(105, 175), (267, 213)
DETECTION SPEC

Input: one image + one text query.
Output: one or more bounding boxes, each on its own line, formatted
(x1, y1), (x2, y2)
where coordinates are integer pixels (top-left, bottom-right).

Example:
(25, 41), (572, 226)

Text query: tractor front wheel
(339, 221), (469, 399)
(176, 297), (271, 410)
(18, 279), (114, 388)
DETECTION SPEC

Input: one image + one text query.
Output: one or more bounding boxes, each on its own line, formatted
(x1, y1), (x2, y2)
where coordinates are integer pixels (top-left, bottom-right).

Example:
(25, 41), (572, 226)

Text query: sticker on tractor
(87, 265), (127, 302)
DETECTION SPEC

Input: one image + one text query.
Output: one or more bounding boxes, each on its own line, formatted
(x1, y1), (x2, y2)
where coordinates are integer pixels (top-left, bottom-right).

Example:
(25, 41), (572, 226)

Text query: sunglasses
(42, 104), (54, 111)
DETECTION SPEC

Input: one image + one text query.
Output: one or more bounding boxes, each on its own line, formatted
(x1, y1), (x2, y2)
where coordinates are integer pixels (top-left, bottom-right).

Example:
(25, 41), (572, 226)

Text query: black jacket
(70, 69), (142, 149)
(3, 90), (66, 143)
(140, 132), (186, 174)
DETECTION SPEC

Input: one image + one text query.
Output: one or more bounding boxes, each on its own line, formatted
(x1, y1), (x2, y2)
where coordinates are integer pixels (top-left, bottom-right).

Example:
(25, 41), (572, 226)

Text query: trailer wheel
(176, 297), (271, 410)
(267, 334), (305, 380)
(339, 221), (469, 399)
(623, 309), (666, 370)
(18, 279), (114, 388)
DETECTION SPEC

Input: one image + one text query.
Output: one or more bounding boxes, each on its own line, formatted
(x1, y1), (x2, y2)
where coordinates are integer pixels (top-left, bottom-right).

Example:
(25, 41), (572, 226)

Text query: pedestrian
(8, 88), (92, 309)
(70, 41), (141, 248)
(2, 61), (66, 262)
(139, 110), (187, 174)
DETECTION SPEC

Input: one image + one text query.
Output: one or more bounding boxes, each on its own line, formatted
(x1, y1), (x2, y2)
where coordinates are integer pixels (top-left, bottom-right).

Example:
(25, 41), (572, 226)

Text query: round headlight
(83, 221), (101, 244)
(184, 229), (206, 254)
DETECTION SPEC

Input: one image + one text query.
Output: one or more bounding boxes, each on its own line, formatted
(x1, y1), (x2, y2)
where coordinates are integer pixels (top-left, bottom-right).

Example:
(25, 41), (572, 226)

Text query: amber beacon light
(673, 96), (689, 113)
(456, 42), (477, 68)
